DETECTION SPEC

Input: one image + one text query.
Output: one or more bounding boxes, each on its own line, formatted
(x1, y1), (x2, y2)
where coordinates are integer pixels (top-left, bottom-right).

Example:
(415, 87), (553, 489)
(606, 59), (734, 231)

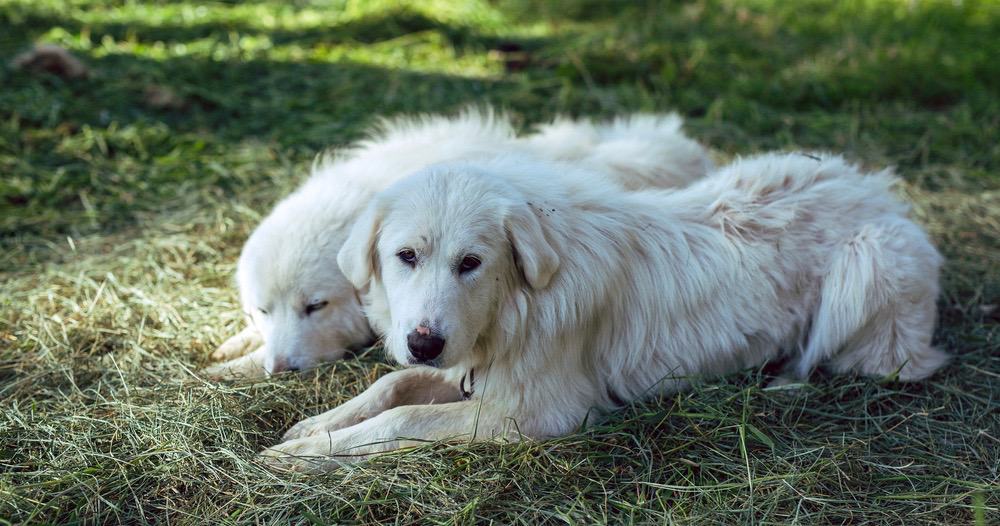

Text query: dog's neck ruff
(459, 368), (475, 400)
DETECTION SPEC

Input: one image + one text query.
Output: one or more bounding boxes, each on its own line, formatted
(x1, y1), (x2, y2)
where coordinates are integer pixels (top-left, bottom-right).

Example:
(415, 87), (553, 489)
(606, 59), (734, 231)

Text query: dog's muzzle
(406, 328), (445, 363)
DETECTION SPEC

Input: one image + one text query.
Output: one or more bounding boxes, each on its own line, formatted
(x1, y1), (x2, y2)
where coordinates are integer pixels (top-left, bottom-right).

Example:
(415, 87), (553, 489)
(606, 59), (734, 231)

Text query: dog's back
(692, 154), (946, 380)
(595, 153), (946, 397)
(484, 152), (947, 406)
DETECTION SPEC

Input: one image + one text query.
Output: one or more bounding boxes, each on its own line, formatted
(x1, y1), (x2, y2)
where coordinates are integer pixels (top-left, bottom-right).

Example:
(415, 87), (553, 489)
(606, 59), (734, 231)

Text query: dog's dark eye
(459, 255), (481, 274)
(257, 308), (269, 315)
(305, 300), (328, 315)
(397, 249), (417, 267)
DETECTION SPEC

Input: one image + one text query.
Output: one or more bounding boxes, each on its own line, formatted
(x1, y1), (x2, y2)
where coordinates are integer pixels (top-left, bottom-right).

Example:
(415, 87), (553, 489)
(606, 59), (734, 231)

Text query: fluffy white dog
(262, 151), (948, 472)
(205, 111), (712, 377)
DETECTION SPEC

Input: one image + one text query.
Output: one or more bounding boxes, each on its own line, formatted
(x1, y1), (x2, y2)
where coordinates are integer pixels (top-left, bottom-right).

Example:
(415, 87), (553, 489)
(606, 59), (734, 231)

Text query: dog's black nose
(407, 330), (445, 362)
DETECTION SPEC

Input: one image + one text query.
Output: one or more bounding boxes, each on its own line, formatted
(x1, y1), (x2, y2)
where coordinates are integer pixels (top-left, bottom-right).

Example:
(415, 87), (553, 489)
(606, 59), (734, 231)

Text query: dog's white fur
(262, 152), (947, 472)
(205, 111), (712, 377)
(525, 114), (712, 190)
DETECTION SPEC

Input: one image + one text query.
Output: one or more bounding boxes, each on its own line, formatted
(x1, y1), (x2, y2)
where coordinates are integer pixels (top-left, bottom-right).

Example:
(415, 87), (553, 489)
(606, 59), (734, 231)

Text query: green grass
(1, 0), (998, 523)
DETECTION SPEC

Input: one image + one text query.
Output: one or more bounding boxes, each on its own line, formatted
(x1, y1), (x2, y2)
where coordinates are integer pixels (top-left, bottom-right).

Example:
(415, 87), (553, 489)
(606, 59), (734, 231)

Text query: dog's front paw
(200, 351), (267, 381)
(282, 408), (368, 441)
(259, 437), (347, 473)
(282, 416), (327, 441)
(211, 326), (263, 361)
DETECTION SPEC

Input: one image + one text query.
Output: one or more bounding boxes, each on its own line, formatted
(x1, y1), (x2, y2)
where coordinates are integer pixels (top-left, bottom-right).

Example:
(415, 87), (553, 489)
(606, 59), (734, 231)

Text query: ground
(1, 0), (998, 524)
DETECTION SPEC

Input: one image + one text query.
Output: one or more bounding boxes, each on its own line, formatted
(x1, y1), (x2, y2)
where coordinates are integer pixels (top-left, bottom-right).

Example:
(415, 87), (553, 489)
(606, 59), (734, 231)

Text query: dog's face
(237, 223), (370, 374)
(338, 166), (560, 369)
(241, 283), (355, 373)
(375, 206), (506, 368)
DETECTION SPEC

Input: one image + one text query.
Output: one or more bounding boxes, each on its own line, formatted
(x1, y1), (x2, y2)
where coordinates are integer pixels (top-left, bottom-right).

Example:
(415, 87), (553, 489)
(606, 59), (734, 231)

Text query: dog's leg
(262, 399), (512, 473)
(281, 367), (463, 441)
(211, 325), (263, 361)
(201, 347), (268, 380)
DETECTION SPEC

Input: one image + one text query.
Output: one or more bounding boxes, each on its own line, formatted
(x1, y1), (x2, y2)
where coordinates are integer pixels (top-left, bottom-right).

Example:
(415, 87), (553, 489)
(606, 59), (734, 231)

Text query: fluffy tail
(797, 220), (948, 381)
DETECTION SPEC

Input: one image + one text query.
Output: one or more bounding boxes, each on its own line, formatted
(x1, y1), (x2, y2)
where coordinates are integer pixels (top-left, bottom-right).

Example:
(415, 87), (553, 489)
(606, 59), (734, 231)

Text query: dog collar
(459, 368), (475, 400)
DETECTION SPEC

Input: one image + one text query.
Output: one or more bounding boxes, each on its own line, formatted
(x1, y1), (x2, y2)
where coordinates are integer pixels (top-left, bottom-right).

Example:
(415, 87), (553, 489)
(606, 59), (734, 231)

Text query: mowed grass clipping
(1, 0), (998, 523)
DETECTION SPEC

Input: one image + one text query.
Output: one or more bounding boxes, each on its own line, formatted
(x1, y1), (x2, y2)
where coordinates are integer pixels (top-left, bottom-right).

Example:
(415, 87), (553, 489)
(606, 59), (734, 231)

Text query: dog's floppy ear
(338, 198), (385, 289)
(505, 202), (560, 289)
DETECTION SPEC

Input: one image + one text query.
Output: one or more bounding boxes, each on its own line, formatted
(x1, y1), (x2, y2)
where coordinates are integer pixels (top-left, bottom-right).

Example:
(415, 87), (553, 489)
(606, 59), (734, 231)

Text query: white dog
(262, 152), (948, 472)
(205, 111), (712, 377)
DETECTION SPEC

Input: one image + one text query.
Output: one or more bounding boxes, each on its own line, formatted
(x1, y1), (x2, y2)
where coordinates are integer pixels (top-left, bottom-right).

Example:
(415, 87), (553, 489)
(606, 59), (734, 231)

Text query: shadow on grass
(2, 0), (999, 247)
(520, 0), (999, 112)
(0, 53), (519, 243)
(0, 3), (564, 243)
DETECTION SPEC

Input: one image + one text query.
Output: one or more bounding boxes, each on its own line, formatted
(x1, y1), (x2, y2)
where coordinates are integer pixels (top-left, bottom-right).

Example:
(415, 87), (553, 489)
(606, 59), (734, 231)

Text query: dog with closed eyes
(203, 110), (713, 378)
(260, 151), (948, 473)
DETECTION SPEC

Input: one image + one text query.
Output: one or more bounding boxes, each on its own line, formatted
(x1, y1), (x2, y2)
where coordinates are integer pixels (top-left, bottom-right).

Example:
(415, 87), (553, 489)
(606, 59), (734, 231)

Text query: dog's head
(237, 203), (371, 374)
(338, 163), (560, 369)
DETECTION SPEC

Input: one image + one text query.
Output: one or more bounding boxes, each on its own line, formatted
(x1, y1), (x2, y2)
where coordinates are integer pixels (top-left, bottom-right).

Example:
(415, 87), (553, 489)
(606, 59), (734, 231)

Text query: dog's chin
(387, 347), (437, 367)
(406, 357), (442, 368)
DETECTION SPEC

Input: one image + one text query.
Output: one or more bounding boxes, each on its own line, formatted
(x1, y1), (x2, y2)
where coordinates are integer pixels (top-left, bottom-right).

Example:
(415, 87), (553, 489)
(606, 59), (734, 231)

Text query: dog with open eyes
(261, 151), (948, 472)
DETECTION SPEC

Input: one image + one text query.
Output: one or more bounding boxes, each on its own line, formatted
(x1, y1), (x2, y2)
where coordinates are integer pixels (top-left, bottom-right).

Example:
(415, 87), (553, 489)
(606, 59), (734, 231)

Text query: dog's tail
(797, 218), (948, 381)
